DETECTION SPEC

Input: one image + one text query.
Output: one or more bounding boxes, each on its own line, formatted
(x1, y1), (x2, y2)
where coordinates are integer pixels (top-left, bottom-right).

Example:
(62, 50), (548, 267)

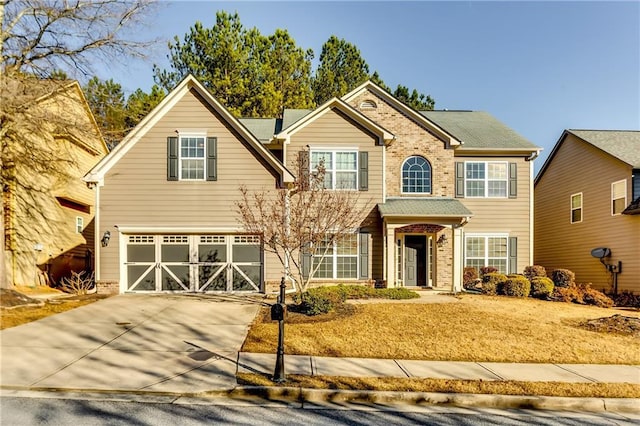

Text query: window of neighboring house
(314, 234), (358, 279)
(465, 162), (508, 198)
(571, 193), (583, 223)
(76, 216), (84, 234)
(402, 156), (432, 193)
(310, 150), (357, 190)
(180, 136), (206, 180)
(633, 170), (640, 200)
(464, 235), (508, 274)
(612, 180), (627, 215)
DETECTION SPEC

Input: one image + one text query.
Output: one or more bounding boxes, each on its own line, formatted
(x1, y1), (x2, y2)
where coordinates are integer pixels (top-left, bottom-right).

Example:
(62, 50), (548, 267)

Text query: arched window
(402, 156), (432, 193)
(360, 99), (377, 109)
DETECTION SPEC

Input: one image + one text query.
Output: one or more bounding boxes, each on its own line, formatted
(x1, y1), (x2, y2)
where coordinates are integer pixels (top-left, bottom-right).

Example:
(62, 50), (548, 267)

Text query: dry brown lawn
(243, 294), (640, 364)
(237, 373), (640, 399)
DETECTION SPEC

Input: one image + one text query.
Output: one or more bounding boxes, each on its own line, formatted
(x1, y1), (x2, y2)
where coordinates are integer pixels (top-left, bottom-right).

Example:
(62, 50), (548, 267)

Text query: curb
(226, 386), (640, 413)
(2, 385), (638, 413)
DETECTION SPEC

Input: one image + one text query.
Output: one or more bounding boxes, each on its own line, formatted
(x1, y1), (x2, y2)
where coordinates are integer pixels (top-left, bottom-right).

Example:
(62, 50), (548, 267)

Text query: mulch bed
(581, 314), (640, 338)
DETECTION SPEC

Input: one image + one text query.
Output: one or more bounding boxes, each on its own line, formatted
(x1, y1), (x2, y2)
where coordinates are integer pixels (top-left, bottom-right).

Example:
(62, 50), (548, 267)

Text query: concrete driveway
(0, 294), (265, 393)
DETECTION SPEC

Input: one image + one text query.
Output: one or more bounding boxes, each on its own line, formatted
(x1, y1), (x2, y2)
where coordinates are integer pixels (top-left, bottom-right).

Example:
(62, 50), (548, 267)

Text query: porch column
(385, 222), (397, 288)
(451, 225), (463, 292)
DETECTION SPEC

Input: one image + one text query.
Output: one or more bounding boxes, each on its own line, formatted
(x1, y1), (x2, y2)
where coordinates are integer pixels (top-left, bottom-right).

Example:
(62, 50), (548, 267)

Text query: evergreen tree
(312, 36), (370, 105)
(83, 77), (126, 149)
(125, 85), (166, 129)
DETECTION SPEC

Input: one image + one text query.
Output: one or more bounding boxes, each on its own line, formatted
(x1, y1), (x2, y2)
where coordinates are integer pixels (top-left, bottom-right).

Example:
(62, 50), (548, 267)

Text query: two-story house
(535, 130), (640, 294)
(3, 79), (108, 287)
(85, 75), (540, 294)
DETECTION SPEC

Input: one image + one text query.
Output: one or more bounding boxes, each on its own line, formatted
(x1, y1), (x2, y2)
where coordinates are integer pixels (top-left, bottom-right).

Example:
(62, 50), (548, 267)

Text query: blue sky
(101, 1), (640, 175)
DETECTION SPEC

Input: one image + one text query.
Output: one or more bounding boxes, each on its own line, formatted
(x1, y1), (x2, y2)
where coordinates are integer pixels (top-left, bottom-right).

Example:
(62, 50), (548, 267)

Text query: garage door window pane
(199, 244), (226, 262)
(233, 245), (260, 262)
(233, 266), (260, 291)
(161, 245), (189, 262)
(127, 245), (154, 262)
(162, 266), (189, 290)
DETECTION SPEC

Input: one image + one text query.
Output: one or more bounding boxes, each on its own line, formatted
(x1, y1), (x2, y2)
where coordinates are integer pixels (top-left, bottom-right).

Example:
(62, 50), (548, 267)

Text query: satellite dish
(590, 247), (611, 259)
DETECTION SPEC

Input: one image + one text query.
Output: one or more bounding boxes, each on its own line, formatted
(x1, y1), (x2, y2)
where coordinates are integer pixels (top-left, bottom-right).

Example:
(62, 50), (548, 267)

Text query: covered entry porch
(378, 198), (473, 292)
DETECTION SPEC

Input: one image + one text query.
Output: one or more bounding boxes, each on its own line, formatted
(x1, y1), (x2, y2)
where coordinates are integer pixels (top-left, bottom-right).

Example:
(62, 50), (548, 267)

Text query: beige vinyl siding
(458, 155), (533, 273)
(535, 133), (639, 293)
(285, 107), (385, 281)
(99, 88), (281, 282)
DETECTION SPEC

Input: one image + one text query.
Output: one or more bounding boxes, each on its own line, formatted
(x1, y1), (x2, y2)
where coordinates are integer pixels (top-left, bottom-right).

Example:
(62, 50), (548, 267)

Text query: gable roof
(535, 129), (640, 184)
(274, 97), (395, 145)
(84, 74), (295, 184)
(421, 110), (539, 152)
(342, 81), (461, 147)
(565, 130), (640, 167)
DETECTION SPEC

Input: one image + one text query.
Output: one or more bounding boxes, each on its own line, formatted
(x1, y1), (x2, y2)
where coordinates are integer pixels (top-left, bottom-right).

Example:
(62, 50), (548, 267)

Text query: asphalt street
(1, 395), (638, 426)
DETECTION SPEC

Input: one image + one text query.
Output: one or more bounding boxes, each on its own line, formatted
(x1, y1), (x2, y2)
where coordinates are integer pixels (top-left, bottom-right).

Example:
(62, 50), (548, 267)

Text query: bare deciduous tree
(236, 156), (372, 296)
(1, 0), (158, 288)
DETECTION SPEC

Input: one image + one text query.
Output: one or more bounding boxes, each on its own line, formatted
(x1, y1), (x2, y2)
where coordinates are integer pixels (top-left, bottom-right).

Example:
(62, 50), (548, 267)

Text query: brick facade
(347, 90), (456, 289)
(97, 280), (119, 295)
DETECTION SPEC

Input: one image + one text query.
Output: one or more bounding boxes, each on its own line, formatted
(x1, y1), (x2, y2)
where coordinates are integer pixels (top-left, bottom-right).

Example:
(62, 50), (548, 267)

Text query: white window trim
(313, 234), (359, 280)
(464, 161), (508, 198)
(570, 192), (583, 224)
(75, 216), (84, 234)
(310, 149), (359, 190)
(178, 133), (207, 181)
(464, 233), (510, 274)
(611, 179), (627, 216)
(401, 156), (432, 195)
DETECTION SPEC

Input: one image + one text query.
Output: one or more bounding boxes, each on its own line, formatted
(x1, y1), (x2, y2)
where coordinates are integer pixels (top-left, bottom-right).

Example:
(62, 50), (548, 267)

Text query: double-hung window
(611, 180), (627, 215)
(314, 234), (358, 279)
(571, 193), (582, 223)
(465, 235), (509, 273)
(311, 150), (357, 190)
(465, 162), (508, 198)
(180, 136), (206, 180)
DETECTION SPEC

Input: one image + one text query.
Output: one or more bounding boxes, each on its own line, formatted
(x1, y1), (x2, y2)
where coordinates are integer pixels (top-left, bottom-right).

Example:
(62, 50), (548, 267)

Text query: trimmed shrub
(524, 265), (547, 281)
(377, 288), (421, 300)
(551, 269), (575, 288)
(582, 284), (614, 308)
(530, 277), (555, 299)
(612, 291), (640, 309)
(481, 273), (507, 295)
(553, 282), (614, 308)
(502, 275), (531, 297)
(463, 267), (480, 291)
(480, 266), (498, 277)
(297, 291), (334, 315)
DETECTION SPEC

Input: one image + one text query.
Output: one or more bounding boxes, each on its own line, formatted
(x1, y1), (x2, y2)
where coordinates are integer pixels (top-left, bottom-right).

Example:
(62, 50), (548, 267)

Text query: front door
(404, 235), (427, 287)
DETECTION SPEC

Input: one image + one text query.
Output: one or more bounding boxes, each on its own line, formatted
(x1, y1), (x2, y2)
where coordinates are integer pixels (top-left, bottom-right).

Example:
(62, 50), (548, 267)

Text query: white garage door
(124, 235), (262, 292)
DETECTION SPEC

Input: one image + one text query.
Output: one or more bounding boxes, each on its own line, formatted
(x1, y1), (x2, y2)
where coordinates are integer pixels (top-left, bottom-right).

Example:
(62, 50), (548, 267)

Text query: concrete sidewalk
(238, 353), (640, 384)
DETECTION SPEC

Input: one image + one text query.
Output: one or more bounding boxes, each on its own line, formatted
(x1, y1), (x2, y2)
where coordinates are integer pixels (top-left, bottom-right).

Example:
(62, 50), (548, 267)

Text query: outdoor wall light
(101, 230), (111, 247)
(437, 234), (448, 247)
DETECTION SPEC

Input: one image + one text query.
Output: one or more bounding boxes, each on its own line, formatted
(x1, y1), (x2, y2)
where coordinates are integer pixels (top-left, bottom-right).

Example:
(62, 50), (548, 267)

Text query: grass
(237, 373), (640, 399)
(1, 293), (108, 330)
(243, 294), (640, 364)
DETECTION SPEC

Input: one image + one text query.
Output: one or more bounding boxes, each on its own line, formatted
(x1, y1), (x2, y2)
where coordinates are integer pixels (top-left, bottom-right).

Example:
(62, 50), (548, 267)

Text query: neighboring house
(3, 80), (108, 286)
(535, 130), (640, 294)
(85, 75), (540, 294)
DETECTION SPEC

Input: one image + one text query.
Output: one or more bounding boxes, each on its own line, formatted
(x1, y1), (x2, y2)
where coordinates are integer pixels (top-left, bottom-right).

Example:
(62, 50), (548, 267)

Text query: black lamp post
(271, 276), (287, 382)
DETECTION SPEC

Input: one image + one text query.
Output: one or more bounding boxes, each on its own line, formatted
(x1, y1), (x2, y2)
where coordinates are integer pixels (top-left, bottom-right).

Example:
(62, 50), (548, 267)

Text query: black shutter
(455, 162), (465, 198)
(301, 244), (311, 279)
(359, 151), (368, 191)
(167, 136), (178, 181)
(508, 162), (517, 198)
(508, 237), (518, 274)
(206, 137), (217, 181)
(298, 151), (310, 191)
(359, 232), (369, 279)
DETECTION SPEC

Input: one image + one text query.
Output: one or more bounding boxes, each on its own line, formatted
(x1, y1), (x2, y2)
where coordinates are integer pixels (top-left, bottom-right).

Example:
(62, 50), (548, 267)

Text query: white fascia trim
(275, 98), (394, 144)
(342, 81), (460, 146)
(116, 226), (245, 234)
